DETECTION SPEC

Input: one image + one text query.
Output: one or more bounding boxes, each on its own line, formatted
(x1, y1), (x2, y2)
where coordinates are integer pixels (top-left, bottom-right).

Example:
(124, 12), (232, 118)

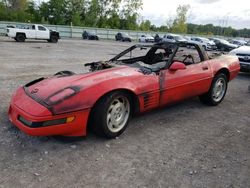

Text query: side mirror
(169, 62), (186, 71)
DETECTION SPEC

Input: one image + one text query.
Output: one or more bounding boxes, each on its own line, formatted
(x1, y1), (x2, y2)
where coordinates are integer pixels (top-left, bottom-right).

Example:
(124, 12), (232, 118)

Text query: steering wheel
(182, 54), (195, 65)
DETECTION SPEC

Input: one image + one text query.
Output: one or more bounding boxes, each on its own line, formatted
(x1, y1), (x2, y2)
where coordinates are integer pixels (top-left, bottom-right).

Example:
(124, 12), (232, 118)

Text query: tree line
(0, 0), (249, 38)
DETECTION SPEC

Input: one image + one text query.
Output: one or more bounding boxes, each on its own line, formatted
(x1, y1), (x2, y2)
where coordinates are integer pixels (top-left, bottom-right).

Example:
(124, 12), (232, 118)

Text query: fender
(51, 68), (160, 115)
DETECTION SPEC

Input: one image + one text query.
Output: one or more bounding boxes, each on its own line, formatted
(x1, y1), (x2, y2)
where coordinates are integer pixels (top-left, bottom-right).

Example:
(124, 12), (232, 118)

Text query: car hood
(22, 65), (160, 114)
(223, 42), (238, 48)
(176, 39), (188, 42)
(25, 66), (142, 104)
(230, 46), (250, 54)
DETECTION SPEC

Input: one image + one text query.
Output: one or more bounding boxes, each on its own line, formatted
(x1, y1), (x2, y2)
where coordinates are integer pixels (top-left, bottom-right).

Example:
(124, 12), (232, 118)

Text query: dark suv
(115, 32), (132, 42)
(211, 38), (237, 52)
(82, 31), (99, 40)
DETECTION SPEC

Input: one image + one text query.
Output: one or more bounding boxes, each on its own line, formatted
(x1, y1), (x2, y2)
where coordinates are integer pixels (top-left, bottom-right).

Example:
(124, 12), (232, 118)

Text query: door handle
(202, 66), (208, 70)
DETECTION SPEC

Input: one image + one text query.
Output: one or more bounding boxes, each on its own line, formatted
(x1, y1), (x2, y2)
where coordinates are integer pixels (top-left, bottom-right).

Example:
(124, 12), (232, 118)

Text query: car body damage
(8, 42), (240, 138)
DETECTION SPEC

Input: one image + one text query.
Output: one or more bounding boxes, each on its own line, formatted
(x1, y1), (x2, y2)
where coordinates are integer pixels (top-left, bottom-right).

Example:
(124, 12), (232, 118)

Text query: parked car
(229, 46), (250, 72)
(211, 38), (238, 52)
(162, 34), (188, 43)
(8, 42), (240, 138)
(228, 39), (247, 47)
(138, 34), (154, 43)
(115, 32), (132, 42)
(6, 24), (60, 43)
(190, 37), (217, 50)
(82, 31), (99, 40)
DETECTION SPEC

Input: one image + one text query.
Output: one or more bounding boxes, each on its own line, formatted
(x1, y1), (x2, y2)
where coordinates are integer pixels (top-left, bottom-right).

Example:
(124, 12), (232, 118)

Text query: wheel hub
(212, 78), (226, 102)
(107, 97), (130, 133)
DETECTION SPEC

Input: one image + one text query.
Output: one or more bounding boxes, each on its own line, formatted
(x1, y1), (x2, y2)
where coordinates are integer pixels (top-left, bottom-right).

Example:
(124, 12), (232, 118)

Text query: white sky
(37, 0), (250, 29)
(139, 0), (250, 29)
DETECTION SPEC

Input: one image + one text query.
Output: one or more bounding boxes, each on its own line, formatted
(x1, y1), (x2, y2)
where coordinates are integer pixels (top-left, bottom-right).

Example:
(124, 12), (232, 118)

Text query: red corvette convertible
(8, 42), (240, 138)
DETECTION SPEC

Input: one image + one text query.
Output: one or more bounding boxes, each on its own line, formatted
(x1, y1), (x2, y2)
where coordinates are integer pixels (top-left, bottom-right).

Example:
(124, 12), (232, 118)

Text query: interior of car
(113, 44), (202, 71)
(86, 43), (204, 73)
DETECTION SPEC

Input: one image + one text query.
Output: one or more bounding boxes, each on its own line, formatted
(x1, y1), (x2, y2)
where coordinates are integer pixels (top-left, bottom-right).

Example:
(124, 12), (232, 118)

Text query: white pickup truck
(6, 24), (60, 43)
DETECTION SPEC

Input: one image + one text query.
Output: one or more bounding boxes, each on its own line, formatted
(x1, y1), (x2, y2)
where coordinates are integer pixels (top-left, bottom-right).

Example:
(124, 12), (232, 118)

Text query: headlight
(44, 87), (78, 106)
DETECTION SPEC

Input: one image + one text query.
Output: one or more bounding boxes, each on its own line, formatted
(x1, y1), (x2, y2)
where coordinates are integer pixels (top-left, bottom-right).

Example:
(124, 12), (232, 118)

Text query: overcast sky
(37, 0), (250, 29)
(140, 0), (250, 29)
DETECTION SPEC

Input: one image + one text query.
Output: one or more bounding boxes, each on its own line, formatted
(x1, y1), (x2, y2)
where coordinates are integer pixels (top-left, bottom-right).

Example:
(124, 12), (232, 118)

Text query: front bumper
(239, 62), (250, 72)
(8, 89), (90, 137)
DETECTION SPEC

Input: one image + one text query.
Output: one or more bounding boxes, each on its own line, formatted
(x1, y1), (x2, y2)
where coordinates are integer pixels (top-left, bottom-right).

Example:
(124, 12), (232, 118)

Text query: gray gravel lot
(0, 37), (249, 188)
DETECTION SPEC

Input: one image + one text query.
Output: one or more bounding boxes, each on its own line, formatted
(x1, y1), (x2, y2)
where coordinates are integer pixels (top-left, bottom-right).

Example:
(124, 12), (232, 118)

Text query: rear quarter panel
(208, 55), (240, 81)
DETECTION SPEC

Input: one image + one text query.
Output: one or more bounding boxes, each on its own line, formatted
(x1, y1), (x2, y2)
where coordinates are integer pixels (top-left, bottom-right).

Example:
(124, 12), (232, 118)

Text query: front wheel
(50, 35), (58, 43)
(199, 73), (228, 106)
(90, 91), (131, 138)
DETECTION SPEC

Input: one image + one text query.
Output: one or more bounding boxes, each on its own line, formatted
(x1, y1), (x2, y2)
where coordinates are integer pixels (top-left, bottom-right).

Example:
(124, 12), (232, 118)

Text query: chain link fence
(0, 21), (167, 40)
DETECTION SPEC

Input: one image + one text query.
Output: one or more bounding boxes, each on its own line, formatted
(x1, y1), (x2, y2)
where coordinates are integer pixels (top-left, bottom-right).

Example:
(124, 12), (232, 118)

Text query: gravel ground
(0, 37), (249, 188)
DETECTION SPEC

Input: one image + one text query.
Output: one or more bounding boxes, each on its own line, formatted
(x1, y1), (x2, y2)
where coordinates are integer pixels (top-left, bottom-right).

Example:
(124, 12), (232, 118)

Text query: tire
(199, 73), (228, 106)
(50, 35), (58, 43)
(16, 33), (25, 42)
(90, 91), (132, 138)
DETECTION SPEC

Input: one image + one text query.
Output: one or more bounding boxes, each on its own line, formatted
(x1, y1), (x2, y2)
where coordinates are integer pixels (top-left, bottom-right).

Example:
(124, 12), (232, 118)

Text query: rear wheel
(16, 33), (25, 42)
(199, 73), (228, 105)
(90, 91), (131, 138)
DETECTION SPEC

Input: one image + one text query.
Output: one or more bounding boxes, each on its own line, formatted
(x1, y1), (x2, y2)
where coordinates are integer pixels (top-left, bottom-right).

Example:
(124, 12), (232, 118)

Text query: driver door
(159, 48), (212, 106)
(36, 25), (50, 39)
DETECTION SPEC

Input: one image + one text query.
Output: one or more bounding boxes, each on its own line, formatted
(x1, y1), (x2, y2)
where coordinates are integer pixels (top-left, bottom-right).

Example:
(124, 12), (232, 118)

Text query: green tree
(171, 4), (190, 34)
(140, 20), (151, 31)
(0, 2), (8, 21)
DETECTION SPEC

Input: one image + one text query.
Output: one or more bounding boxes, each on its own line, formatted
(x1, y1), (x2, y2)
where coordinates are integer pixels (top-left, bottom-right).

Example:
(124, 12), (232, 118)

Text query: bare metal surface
(0, 37), (249, 188)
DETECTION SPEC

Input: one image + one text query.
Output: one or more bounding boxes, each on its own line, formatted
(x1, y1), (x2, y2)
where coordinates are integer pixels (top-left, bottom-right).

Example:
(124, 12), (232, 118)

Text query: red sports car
(8, 42), (240, 138)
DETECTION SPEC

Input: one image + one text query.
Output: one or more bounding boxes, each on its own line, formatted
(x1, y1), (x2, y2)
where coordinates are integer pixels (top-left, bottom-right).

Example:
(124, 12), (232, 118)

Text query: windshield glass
(117, 46), (151, 60)
(122, 33), (129, 37)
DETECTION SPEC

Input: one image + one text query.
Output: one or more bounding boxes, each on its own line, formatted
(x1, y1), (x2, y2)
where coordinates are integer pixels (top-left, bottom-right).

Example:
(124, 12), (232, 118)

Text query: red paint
(169, 61), (187, 71)
(8, 56), (240, 137)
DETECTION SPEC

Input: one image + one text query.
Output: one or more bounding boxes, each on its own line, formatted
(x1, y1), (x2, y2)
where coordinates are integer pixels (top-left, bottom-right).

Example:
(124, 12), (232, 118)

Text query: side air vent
(143, 94), (158, 109)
